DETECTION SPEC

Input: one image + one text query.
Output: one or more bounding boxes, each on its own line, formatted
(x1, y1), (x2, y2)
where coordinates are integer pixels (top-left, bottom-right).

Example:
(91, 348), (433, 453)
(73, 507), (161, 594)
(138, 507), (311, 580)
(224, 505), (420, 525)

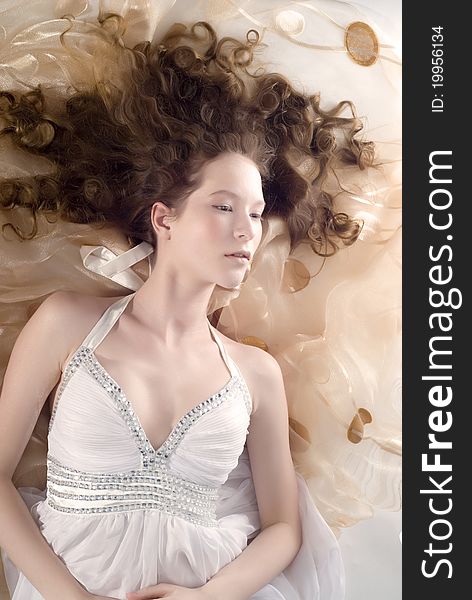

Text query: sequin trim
(49, 345), (252, 468)
(46, 454), (219, 526)
(234, 376), (252, 416)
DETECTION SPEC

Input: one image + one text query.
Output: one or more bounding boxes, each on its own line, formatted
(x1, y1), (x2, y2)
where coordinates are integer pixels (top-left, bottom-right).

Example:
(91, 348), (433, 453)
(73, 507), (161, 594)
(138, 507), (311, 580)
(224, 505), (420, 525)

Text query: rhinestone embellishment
(46, 454), (219, 526)
(48, 345), (252, 469)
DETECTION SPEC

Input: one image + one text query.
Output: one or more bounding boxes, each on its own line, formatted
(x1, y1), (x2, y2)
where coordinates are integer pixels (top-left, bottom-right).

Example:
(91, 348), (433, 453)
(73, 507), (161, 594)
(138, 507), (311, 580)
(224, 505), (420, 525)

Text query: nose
(233, 213), (256, 240)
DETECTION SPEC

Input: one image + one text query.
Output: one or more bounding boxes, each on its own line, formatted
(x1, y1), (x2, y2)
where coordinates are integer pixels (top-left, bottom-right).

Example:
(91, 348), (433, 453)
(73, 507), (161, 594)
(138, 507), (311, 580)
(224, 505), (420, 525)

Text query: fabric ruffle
(218, 157), (401, 530)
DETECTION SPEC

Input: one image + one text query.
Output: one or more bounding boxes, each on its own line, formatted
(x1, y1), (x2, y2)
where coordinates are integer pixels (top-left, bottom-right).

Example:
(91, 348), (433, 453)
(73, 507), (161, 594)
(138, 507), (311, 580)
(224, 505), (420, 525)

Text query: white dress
(1, 293), (344, 600)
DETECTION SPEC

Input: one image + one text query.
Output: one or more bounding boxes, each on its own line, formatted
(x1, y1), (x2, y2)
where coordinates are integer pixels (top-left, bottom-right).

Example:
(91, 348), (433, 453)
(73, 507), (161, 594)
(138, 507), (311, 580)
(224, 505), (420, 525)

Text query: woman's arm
(201, 349), (302, 600)
(0, 293), (88, 600)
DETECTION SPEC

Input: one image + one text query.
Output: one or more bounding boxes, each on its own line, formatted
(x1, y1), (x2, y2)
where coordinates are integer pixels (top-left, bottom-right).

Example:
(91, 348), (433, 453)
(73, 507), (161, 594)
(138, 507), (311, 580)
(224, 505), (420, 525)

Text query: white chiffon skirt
(1, 454), (344, 600)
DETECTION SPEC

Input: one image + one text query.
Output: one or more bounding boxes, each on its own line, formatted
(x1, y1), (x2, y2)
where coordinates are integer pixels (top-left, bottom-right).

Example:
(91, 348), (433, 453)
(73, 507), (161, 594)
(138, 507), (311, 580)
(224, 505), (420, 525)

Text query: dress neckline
(78, 292), (240, 455)
(85, 345), (238, 456)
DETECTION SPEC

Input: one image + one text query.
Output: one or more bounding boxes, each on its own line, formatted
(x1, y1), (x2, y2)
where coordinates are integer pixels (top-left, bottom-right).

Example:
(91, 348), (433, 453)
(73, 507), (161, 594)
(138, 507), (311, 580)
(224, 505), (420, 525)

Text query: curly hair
(0, 15), (376, 257)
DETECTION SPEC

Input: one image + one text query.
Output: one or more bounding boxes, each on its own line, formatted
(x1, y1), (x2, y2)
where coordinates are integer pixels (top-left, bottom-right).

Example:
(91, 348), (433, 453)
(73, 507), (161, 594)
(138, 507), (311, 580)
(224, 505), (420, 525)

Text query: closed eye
(214, 205), (264, 221)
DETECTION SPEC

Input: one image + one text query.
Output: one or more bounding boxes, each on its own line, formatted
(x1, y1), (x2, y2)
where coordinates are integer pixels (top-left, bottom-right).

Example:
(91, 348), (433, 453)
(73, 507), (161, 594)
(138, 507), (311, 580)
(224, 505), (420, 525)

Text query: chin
(216, 279), (243, 291)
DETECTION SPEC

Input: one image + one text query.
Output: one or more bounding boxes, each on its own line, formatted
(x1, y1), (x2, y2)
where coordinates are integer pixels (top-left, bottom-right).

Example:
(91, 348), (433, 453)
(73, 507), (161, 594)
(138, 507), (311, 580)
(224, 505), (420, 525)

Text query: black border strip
(404, 3), (467, 596)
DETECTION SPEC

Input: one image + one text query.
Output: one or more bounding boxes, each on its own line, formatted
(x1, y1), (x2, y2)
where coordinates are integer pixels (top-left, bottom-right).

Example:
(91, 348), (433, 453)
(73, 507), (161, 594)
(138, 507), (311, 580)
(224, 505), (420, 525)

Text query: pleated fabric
(1, 294), (344, 599)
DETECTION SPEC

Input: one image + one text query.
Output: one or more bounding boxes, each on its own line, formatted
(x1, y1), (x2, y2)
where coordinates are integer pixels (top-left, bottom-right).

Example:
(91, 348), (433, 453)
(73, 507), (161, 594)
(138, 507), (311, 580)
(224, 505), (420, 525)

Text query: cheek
(176, 212), (211, 240)
(205, 214), (230, 239)
(181, 217), (224, 259)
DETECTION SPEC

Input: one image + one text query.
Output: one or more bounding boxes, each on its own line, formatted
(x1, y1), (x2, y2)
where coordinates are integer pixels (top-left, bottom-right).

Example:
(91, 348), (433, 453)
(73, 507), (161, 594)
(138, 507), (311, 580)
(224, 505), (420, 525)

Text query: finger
(127, 583), (174, 599)
(127, 590), (157, 599)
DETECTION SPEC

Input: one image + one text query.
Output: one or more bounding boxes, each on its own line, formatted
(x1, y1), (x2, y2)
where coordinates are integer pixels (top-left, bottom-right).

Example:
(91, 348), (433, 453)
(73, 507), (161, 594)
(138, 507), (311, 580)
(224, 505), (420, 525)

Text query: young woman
(0, 2), (401, 599)
(1, 147), (344, 599)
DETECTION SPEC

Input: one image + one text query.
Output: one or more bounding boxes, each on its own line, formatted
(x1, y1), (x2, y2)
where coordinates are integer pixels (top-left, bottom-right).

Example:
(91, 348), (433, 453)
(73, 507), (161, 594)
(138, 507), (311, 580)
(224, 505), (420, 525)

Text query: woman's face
(154, 152), (265, 290)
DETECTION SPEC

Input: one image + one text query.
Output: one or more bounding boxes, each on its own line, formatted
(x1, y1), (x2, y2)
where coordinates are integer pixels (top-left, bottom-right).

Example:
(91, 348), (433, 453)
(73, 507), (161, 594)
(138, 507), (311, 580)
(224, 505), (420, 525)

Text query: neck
(128, 277), (216, 345)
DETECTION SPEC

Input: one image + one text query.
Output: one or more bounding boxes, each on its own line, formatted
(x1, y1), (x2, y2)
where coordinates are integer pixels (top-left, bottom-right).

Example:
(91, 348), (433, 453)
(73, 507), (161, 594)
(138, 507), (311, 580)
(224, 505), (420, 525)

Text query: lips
(225, 254), (249, 263)
(224, 250), (251, 260)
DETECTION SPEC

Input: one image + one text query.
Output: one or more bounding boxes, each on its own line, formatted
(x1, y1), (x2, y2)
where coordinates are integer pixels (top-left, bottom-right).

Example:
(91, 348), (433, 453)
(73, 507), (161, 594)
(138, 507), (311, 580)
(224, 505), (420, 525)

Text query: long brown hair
(0, 17), (376, 257)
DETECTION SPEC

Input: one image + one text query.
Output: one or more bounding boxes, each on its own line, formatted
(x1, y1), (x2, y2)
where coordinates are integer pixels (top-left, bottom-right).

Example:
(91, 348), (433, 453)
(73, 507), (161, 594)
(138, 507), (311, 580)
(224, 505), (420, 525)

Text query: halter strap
(80, 293), (238, 379)
(80, 241), (154, 291)
(206, 321), (239, 379)
(81, 294), (134, 351)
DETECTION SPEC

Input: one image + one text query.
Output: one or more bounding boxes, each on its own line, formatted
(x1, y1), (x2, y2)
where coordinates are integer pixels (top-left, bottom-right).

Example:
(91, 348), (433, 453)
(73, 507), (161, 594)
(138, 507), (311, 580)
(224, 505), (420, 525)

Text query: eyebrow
(209, 189), (266, 208)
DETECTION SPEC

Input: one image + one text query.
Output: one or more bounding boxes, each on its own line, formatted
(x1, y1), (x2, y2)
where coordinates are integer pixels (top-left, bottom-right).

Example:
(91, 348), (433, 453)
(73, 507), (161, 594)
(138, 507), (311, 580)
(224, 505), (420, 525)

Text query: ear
(150, 201), (175, 237)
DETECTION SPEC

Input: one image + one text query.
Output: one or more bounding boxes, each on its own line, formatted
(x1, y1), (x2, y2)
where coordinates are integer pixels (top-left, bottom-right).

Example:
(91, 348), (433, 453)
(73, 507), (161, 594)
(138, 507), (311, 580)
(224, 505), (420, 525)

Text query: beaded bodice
(46, 293), (252, 527)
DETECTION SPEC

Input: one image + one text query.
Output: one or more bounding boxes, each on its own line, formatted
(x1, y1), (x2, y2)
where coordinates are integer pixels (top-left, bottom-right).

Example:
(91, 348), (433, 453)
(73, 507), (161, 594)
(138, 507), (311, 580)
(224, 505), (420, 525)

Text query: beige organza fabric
(0, 7), (401, 595)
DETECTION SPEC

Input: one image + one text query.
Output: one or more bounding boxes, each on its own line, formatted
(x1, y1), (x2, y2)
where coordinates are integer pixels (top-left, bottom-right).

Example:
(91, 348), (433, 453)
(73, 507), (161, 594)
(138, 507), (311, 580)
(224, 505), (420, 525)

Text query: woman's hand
(126, 583), (213, 600)
(72, 583), (212, 600)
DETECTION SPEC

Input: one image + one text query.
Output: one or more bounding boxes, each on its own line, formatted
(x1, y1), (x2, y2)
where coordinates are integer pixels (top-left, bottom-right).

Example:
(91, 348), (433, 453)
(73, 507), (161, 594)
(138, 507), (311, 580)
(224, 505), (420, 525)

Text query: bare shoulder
(40, 291), (126, 368)
(41, 290), (123, 327)
(218, 332), (283, 413)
